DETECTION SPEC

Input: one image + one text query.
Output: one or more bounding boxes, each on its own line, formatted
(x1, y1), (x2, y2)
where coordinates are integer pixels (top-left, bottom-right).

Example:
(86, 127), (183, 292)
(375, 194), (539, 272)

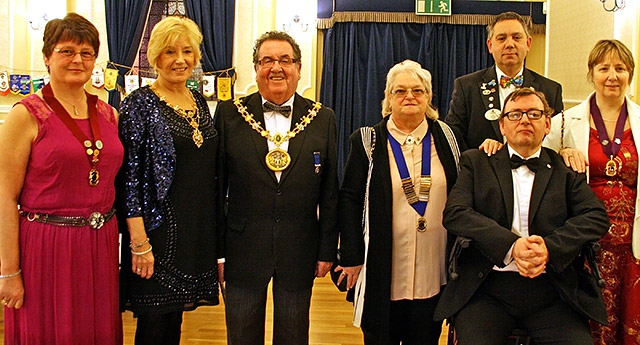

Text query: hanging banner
(92, 67), (105, 89)
(141, 77), (156, 87)
(124, 74), (139, 95)
(0, 71), (9, 96)
(104, 68), (118, 91)
(10, 74), (22, 95)
(202, 75), (216, 97)
(186, 79), (199, 91)
(217, 76), (232, 101)
(32, 78), (46, 93)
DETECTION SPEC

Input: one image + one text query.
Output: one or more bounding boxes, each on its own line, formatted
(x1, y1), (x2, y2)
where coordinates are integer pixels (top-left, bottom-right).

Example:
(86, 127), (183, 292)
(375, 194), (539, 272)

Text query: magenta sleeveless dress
(4, 94), (124, 344)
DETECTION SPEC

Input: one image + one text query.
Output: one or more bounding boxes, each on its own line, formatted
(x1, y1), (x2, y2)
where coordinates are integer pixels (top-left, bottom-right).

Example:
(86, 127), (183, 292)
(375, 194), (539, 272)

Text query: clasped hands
(512, 235), (548, 278)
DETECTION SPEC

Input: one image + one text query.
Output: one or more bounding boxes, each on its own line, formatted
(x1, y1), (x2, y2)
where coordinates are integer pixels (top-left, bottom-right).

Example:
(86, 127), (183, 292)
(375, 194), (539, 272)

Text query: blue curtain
(184, 0), (235, 72)
(320, 22), (492, 174)
(105, 0), (152, 108)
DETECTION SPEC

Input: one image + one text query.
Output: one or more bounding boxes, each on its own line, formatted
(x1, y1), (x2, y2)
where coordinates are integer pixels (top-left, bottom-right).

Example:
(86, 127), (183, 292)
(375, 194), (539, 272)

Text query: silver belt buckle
(88, 212), (105, 229)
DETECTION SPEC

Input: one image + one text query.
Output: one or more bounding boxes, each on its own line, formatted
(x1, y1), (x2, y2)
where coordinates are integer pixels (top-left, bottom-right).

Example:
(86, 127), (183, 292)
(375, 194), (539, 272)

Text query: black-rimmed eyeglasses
(502, 109), (545, 121)
(257, 57), (298, 68)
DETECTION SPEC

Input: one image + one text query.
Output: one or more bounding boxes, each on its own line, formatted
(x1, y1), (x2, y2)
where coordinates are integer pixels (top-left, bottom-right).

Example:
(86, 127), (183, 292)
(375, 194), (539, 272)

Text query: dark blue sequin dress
(118, 86), (219, 314)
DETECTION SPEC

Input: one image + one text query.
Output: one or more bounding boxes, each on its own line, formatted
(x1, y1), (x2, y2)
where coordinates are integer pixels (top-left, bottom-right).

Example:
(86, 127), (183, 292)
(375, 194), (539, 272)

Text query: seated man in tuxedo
(434, 88), (609, 345)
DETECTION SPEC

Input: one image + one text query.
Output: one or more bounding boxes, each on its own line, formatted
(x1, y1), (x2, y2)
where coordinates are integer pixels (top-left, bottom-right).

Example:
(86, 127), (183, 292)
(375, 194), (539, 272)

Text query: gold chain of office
(234, 98), (322, 171)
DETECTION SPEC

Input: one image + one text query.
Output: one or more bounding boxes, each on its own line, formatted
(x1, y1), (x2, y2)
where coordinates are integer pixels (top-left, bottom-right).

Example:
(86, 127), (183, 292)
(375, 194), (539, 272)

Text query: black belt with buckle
(19, 209), (116, 229)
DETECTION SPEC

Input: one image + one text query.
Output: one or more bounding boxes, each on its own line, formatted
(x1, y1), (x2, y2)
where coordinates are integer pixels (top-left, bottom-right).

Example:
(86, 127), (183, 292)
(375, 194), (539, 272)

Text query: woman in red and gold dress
(545, 39), (640, 344)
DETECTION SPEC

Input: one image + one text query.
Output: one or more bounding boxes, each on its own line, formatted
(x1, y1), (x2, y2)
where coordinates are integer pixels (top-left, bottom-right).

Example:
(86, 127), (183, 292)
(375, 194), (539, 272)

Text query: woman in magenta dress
(0, 13), (123, 344)
(545, 39), (640, 345)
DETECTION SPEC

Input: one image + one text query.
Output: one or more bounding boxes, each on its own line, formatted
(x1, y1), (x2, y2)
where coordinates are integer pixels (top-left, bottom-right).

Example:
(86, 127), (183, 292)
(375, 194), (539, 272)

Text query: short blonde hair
(381, 60), (439, 120)
(587, 39), (635, 84)
(147, 16), (203, 70)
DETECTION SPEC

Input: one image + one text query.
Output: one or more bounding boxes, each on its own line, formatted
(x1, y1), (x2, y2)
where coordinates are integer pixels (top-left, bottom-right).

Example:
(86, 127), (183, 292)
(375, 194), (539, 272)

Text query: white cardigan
(544, 92), (640, 259)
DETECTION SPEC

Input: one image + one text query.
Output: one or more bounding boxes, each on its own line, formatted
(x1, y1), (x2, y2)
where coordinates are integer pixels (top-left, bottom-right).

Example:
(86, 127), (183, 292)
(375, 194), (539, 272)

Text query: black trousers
(363, 293), (442, 345)
(453, 272), (592, 345)
(134, 311), (184, 345)
(225, 280), (313, 345)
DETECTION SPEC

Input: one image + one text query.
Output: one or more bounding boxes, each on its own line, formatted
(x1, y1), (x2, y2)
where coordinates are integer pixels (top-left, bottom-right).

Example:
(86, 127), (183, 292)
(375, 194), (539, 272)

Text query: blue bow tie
(500, 75), (523, 88)
(263, 101), (291, 117)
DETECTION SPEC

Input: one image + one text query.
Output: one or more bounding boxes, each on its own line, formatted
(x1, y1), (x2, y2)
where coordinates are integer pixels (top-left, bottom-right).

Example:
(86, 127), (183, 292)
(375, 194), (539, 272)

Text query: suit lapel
(279, 94), (307, 182)
(528, 149), (553, 231)
(479, 68), (503, 140)
(492, 149), (514, 225)
(522, 69), (540, 92)
(245, 94), (278, 183)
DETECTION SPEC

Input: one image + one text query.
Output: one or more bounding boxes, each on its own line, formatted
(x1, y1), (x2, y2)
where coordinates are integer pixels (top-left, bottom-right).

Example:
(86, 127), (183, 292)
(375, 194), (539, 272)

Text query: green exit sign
(416, 0), (451, 15)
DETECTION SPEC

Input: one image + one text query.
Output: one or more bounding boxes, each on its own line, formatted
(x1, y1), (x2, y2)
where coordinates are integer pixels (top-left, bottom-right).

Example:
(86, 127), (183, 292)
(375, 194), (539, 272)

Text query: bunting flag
(217, 76), (232, 101)
(0, 71), (9, 96)
(32, 78), (46, 93)
(202, 75), (216, 97)
(104, 68), (118, 91)
(19, 75), (32, 96)
(124, 74), (139, 95)
(10, 74), (22, 95)
(91, 67), (105, 89)
(141, 77), (156, 87)
(186, 79), (199, 91)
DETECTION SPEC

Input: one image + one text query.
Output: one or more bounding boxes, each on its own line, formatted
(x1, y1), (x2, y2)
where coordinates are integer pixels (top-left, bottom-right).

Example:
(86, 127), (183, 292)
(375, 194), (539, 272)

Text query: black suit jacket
(433, 147), (609, 324)
(214, 92), (339, 291)
(445, 66), (563, 150)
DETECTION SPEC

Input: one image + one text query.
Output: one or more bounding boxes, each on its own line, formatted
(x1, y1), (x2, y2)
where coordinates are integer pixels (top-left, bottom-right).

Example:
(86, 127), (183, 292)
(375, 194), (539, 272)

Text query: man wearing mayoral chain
(214, 31), (339, 345)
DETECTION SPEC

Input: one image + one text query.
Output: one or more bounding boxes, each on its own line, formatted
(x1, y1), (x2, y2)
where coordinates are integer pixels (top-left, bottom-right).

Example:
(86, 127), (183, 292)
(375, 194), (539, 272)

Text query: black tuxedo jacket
(445, 66), (563, 150)
(214, 92), (339, 291)
(433, 147), (609, 324)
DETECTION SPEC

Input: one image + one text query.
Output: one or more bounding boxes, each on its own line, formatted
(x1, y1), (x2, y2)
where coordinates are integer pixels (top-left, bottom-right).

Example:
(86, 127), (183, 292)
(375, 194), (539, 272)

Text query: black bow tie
(510, 155), (540, 172)
(263, 101), (292, 117)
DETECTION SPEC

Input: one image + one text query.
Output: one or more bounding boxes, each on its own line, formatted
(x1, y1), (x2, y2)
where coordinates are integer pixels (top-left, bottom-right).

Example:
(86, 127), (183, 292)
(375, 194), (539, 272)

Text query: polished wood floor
(1, 275), (449, 344)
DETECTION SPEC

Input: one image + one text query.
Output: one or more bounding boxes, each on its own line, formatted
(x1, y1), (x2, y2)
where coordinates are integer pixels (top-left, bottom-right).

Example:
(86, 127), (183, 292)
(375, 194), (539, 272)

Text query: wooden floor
(1, 275), (449, 344)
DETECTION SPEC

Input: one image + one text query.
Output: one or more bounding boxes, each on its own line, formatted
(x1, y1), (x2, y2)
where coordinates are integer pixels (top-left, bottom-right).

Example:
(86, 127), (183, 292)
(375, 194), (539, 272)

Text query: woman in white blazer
(544, 39), (640, 345)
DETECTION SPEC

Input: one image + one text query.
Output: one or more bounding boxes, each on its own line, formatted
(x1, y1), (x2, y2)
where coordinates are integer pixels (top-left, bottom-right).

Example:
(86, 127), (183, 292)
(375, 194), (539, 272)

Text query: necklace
(56, 95), (85, 116)
(388, 130), (432, 232)
(150, 84), (203, 148)
(234, 98), (321, 171)
(590, 95), (628, 177)
(42, 83), (102, 186)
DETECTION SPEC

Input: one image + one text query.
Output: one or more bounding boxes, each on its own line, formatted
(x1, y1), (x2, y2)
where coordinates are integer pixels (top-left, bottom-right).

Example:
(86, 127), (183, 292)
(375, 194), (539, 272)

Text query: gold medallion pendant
(417, 217), (427, 232)
(89, 168), (100, 186)
(605, 158), (618, 177)
(265, 147), (291, 171)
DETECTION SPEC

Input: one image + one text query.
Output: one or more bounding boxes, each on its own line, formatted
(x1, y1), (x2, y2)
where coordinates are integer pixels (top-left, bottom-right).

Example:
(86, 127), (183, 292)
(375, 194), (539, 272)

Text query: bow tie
(499, 75), (524, 88)
(263, 101), (292, 117)
(510, 155), (540, 172)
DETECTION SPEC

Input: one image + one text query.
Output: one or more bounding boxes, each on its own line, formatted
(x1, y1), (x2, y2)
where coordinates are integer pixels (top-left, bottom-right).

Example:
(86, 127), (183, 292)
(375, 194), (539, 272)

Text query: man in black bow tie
(214, 31), (339, 345)
(445, 11), (563, 154)
(434, 88), (609, 345)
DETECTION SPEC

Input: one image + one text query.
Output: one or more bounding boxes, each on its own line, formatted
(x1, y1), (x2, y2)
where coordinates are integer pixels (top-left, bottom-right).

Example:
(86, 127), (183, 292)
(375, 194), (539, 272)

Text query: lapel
(522, 68), (540, 92)
(279, 93), (308, 182)
(244, 94), (277, 183)
(491, 148), (515, 226)
(528, 149), (553, 232)
(478, 67), (502, 140)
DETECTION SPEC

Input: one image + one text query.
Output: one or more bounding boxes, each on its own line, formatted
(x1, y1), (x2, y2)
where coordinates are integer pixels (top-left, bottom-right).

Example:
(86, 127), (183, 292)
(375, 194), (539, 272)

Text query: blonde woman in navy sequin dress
(117, 16), (221, 345)
(545, 39), (640, 345)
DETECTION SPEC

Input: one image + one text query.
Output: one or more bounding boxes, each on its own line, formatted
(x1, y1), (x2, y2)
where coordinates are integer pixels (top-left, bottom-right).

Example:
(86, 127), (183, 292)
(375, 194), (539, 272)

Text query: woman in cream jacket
(544, 39), (640, 345)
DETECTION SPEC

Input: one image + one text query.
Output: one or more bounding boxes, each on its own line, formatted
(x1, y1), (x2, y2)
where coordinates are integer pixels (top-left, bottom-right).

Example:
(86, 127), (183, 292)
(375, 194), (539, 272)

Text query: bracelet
(130, 238), (150, 249)
(0, 269), (22, 279)
(131, 245), (153, 256)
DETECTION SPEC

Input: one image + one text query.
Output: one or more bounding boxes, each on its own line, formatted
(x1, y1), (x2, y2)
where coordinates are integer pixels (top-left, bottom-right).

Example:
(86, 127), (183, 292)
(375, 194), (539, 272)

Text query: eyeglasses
(54, 48), (97, 61)
(392, 88), (426, 98)
(502, 109), (545, 121)
(257, 57), (298, 68)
